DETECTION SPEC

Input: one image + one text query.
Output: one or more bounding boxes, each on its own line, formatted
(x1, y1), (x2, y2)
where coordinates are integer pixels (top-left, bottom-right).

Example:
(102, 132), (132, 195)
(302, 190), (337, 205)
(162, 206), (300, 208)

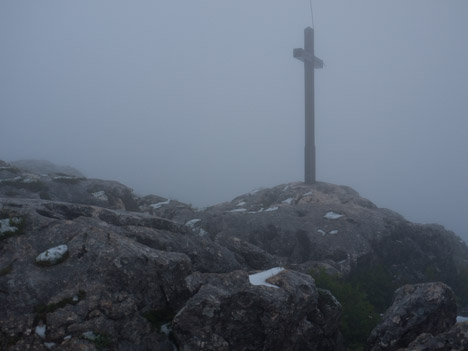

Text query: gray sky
(1, 1), (467, 239)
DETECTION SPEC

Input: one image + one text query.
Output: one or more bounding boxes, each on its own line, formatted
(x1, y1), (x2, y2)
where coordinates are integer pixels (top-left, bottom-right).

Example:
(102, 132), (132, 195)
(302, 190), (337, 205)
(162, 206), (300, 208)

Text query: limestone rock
(172, 269), (344, 351)
(366, 282), (457, 351)
(398, 321), (468, 351)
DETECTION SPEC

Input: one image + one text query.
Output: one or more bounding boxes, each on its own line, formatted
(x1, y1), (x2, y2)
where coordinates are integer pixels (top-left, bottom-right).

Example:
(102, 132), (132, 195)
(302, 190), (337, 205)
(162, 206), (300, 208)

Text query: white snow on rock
(283, 185), (290, 191)
(249, 267), (284, 288)
(282, 198), (293, 205)
(249, 208), (264, 214)
(0, 176), (22, 183)
(236, 201), (246, 207)
(324, 212), (343, 220)
(303, 191), (313, 196)
(35, 324), (46, 339)
(82, 331), (97, 341)
(44, 342), (56, 350)
(265, 206), (279, 212)
(92, 191), (108, 202)
(185, 219), (201, 228)
(198, 228), (208, 237)
(0, 218), (18, 234)
(150, 199), (170, 209)
(249, 188), (261, 195)
(329, 230), (339, 235)
(457, 316), (468, 323)
(36, 245), (68, 265)
(160, 323), (172, 336)
(317, 229), (326, 236)
(229, 208), (247, 213)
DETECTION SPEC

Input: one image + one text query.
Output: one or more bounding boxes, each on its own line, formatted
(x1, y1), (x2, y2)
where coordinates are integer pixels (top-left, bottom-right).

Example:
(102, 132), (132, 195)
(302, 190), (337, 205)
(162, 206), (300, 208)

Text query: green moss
(311, 269), (380, 351)
(93, 333), (112, 349)
(143, 308), (175, 330)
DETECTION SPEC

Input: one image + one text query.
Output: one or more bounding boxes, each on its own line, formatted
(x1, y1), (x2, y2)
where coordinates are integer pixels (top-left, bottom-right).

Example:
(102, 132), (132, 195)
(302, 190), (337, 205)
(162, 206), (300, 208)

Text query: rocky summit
(1, 160), (468, 350)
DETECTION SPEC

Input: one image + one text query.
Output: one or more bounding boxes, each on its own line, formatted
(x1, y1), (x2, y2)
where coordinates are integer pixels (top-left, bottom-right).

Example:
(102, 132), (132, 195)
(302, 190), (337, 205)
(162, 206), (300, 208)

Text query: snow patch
(457, 316), (468, 323)
(160, 323), (172, 336)
(92, 191), (108, 202)
(265, 206), (279, 212)
(236, 201), (246, 207)
(185, 219), (201, 228)
(35, 324), (46, 339)
(228, 208), (247, 213)
(44, 342), (56, 349)
(249, 267), (284, 288)
(329, 230), (339, 235)
(282, 198), (293, 205)
(303, 191), (313, 196)
(282, 185), (290, 191)
(82, 331), (97, 341)
(249, 208), (264, 214)
(150, 199), (170, 209)
(324, 212), (343, 220)
(249, 188), (261, 195)
(36, 245), (68, 265)
(0, 218), (18, 234)
(0, 176), (22, 183)
(317, 229), (326, 236)
(198, 228), (209, 237)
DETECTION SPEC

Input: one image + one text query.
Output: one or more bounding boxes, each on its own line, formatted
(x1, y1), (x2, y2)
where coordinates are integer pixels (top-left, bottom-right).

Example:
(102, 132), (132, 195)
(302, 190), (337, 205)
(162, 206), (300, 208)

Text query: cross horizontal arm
(293, 48), (324, 68)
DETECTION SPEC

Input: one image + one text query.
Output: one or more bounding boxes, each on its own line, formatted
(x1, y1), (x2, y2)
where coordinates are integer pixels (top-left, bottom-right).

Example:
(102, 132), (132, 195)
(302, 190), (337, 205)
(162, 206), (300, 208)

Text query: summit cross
(293, 26), (323, 184)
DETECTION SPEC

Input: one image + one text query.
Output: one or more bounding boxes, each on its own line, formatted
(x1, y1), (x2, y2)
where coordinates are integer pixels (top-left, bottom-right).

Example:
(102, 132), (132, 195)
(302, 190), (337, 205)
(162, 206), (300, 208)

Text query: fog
(1, 1), (467, 240)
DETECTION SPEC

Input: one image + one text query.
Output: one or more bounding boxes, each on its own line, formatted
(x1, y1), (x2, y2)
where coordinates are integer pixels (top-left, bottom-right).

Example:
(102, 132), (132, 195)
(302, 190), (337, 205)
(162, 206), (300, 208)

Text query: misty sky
(1, 1), (467, 240)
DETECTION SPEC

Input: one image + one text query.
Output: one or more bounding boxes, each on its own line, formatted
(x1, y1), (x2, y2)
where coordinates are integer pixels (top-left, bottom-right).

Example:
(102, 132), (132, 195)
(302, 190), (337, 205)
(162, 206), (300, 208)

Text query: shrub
(311, 269), (380, 350)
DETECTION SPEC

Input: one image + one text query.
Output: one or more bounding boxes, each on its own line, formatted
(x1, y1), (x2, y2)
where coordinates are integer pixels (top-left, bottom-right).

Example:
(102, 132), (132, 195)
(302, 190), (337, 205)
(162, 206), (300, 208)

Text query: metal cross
(294, 27), (323, 184)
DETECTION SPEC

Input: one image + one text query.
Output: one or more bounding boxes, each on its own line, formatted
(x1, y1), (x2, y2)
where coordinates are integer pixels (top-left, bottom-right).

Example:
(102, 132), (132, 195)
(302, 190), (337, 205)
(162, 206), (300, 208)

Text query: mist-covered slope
(1, 159), (468, 350)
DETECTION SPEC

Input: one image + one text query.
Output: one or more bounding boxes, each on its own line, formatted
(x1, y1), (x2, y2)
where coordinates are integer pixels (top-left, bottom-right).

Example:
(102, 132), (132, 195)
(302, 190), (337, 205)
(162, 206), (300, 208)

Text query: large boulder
(398, 321), (468, 351)
(172, 269), (344, 351)
(366, 282), (457, 351)
(0, 198), (193, 350)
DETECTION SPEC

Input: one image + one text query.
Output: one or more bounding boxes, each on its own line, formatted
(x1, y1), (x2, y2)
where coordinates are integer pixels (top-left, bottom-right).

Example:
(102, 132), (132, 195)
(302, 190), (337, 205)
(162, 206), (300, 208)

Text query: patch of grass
(93, 333), (113, 349)
(311, 269), (380, 351)
(143, 308), (175, 330)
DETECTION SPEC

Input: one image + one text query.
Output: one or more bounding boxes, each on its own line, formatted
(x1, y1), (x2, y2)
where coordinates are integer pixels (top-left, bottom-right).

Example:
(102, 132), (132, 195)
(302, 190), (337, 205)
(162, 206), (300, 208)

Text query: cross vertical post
(294, 27), (323, 184)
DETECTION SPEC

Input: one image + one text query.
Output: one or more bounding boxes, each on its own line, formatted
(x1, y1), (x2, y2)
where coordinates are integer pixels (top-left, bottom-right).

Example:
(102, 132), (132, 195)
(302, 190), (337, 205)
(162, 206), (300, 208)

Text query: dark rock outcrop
(2, 159), (468, 350)
(173, 269), (343, 351)
(398, 321), (468, 351)
(366, 282), (457, 351)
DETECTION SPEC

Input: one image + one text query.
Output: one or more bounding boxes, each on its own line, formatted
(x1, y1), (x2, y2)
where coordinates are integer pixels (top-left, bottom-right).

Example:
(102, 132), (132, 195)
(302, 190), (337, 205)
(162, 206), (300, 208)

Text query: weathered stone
(173, 269), (343, 351)
(366, 282), (457, 351)
(397, 321), (468, 350)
